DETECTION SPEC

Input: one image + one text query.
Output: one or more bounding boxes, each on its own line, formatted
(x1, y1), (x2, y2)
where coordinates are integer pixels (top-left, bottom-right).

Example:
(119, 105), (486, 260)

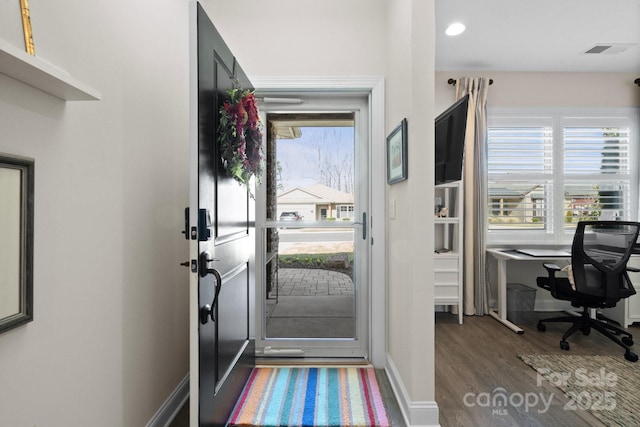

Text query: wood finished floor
(436, 311), (640, 427)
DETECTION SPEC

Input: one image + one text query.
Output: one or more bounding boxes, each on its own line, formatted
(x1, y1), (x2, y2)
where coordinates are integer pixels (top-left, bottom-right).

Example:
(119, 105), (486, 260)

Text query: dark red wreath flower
(218, 88), (264, 190)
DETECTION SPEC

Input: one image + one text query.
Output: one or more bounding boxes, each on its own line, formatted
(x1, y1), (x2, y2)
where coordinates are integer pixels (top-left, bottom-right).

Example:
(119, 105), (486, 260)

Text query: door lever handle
(352, 212), (367, 240)
(200, 270), (221, 324)
(199, 251), (219, 273)
(199, 251), (222, 324)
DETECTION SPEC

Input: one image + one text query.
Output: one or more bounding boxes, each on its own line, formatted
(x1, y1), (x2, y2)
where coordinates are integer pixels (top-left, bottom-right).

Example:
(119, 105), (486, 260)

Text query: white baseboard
(384, 355), (440, 427)
(146, 374), (189, 427)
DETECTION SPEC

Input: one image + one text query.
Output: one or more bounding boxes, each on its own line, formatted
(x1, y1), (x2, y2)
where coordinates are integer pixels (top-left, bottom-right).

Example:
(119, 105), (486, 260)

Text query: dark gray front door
(195, 3), (255, 425)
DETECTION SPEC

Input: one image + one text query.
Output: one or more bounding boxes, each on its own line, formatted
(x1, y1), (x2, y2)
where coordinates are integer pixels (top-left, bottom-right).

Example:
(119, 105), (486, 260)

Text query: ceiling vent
(584, 43), (637, 54)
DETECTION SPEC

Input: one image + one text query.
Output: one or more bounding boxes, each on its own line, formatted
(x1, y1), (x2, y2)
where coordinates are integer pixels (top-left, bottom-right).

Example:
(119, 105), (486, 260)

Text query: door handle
(199, 251), (220, 277)
(199, 251), (222, 324)
(362, 212), (367, 240)
(353, 212), (367, 240)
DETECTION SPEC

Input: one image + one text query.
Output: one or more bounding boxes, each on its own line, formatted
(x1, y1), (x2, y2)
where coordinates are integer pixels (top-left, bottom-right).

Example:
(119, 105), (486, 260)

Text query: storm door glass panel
(265, 113), (357, 340)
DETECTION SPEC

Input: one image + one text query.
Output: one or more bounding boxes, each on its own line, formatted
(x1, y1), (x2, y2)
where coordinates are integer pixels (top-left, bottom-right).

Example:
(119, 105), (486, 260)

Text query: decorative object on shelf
(218, 86), (264, 191)
(19, 0), (35, 55)
(438, 207), (448, 218)
(386, 118), (407, 184)
(435, 196), (443, 216)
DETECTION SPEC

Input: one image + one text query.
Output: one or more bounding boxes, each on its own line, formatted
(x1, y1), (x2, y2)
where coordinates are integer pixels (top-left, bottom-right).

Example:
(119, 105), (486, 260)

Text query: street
(276, 228), (355, 255)
(278, 228), (354, 243)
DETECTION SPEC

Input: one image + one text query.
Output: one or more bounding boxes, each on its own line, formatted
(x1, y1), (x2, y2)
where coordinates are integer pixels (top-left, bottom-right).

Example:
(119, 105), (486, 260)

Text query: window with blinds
(488, 125), (552, 230)
(487, 111), (637, 244)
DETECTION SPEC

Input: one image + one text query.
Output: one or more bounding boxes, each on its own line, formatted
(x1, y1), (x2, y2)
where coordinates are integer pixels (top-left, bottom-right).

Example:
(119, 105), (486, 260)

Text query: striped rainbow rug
(228, 367), (390, 427)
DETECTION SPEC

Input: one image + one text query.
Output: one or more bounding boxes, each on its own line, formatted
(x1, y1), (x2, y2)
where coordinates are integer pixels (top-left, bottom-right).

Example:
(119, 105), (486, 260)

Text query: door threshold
(255, 357), (370, 366)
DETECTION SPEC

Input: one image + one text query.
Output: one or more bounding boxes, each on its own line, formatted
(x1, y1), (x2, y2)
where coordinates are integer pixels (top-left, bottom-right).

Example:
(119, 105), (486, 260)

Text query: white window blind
(488, 125), (552, 230)
(487, 111), (637, 244)
(563, 125), (631, 226)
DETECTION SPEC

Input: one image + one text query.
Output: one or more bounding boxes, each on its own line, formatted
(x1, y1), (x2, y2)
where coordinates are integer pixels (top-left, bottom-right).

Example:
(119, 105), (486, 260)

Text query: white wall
(386, 1), (438, 423)
(0, 1), (189, 426)
(436, 71), (640, 112)
(202, 0), (387, 77)
(1, 1), (440, 425)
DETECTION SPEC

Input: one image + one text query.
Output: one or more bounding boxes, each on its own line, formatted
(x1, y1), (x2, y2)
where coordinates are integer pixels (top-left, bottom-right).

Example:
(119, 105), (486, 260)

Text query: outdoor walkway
(267, 268), (355, 338)
(277, 268), (354, 296)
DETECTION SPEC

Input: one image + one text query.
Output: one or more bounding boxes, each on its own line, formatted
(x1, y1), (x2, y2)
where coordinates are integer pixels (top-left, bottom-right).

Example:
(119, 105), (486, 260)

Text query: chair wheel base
(537, 323), (546, 332)
(622, 336), (634, 346)
(560, 340), (570, 351)
(625, 351), (638, 362)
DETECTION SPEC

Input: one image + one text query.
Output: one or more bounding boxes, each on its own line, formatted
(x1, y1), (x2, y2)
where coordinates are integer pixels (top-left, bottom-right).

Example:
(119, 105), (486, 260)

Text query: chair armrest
(537, 263), (564, 293)
(543, 263), (561, 274)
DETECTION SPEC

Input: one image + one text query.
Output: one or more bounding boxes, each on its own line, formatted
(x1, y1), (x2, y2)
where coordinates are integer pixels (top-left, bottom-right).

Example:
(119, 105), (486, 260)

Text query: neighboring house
(277, 183), (354, 221)
(489, 184), (617, 224)
(488, 185), (541, 222)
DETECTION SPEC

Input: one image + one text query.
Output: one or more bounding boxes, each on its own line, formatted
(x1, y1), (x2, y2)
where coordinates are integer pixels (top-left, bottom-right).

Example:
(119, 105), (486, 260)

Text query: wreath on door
(218, 87), (264, 190)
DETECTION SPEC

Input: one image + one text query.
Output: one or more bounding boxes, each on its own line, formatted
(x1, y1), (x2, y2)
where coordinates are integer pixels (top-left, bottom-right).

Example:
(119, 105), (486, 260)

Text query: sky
(276, 126), (355, 192)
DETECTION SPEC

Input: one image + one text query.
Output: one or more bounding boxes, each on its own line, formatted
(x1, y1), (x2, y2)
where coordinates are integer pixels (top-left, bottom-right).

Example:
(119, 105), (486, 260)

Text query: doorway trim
(251, 76), (386, 368)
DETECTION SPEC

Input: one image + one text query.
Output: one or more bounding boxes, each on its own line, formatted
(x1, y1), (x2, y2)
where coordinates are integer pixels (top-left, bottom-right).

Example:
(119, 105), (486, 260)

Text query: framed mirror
(0, 153), (34, 334)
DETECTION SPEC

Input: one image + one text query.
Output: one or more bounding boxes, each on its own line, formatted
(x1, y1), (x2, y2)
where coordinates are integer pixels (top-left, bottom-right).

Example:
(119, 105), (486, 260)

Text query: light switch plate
(389, 199), (396, 219)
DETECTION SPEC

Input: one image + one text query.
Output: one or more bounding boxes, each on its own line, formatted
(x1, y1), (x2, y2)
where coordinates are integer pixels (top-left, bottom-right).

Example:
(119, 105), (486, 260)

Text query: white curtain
(455, 77), (490, 316)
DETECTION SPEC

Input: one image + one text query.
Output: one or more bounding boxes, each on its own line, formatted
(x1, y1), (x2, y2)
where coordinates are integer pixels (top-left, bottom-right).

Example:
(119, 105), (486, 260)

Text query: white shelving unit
(0, 38), (100, 101)
(434, 181), (463, 324)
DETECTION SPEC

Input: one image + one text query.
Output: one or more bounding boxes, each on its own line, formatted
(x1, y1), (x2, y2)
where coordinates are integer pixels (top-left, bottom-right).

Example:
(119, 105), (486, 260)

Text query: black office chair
(536, 221), (640, 362)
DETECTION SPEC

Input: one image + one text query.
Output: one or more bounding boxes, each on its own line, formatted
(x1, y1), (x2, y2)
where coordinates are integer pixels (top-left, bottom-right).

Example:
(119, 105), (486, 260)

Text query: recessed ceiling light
(445, 22), (466, 36)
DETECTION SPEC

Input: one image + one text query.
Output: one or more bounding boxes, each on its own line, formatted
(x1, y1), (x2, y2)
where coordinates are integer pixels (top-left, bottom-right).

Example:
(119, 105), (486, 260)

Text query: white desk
(486, 248), (571, 334)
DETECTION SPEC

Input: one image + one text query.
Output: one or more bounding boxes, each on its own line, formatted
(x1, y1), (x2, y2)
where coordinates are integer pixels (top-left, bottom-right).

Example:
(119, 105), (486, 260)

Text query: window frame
(337, 204), (354, 219)
(487, 107), (640, 246)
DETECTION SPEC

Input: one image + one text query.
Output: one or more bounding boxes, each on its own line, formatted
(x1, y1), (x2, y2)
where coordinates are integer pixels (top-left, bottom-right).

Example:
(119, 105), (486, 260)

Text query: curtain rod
(448, 78), (638, 86)
(448, 78), (639, 86)
(447, 78), (493, 86)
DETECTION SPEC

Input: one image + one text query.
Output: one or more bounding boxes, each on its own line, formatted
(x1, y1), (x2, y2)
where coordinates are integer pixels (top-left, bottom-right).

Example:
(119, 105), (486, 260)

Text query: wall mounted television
(435, 94), (469, 185)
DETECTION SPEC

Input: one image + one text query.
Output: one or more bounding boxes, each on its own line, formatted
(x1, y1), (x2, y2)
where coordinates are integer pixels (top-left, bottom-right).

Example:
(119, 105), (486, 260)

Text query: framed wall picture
(387, 118), (407, 184)
(0, 153), (34, 334)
